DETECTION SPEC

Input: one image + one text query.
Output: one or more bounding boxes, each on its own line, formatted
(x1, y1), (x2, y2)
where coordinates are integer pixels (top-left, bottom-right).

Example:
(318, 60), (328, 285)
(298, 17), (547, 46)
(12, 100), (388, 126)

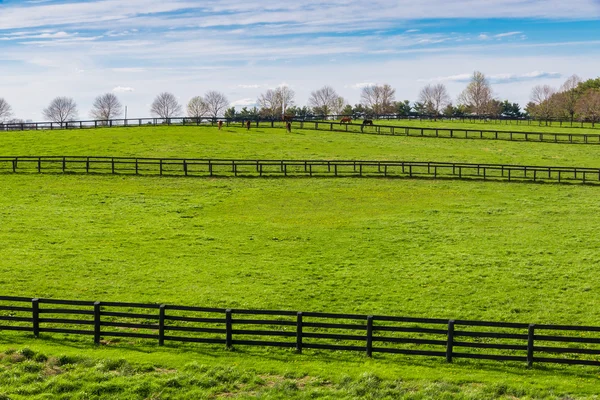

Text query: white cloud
(349, 82), (376, 89)
(237, 84), (261, 89)
(478, 34), (490, 40)
(421, 71), (563, 84)
(494, 31), (522, 38)
(113, 86), (135, 92)
(230, 98), (256, 107)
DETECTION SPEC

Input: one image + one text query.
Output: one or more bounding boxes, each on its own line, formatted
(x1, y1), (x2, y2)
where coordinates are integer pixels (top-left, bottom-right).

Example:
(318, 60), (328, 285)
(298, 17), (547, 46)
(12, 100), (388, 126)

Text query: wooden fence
(1, 156), (599, 185)
(1, 117), (599, 145)
(1, 296), (600, 368)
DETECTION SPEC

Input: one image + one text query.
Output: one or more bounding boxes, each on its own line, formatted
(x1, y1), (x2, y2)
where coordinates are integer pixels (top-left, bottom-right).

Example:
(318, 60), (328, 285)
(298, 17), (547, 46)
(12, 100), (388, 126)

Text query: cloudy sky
(1, 0), (600, 120)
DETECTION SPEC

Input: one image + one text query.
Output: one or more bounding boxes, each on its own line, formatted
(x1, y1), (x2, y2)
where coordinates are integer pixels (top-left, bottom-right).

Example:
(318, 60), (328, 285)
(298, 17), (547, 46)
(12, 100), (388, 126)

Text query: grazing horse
(340, 116), (352, 124)
(361, 119), (373, 132)
(246, 120), (251, 130)
(286, 122), (292, 133)
(217, 121), (223, 130)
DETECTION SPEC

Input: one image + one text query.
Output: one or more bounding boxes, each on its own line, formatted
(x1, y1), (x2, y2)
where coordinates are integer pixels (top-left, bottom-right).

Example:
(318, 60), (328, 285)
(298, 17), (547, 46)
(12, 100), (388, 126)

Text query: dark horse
(361, 119), (373, 132)
(246, 120), (251, 130)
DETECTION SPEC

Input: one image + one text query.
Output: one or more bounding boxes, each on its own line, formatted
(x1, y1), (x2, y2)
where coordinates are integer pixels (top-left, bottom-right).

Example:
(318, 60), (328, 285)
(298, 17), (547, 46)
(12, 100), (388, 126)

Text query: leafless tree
(187, 96), (208, 119)
(557, 74), (583, 125)
(204, 91), (229, 118)
(331, 96), (347, 115)
(308, 86), (340, 116)
(457, 71), (494, 115)
(0, 98), (13, 121)
(576, 89), (600, 127)
(530, 85), (556, 122)
(90, 93), (123, 121)
(418, 84), (451, 115)
(43, 97), (78, 125)
(151, 92), (182, 119)
(257, 86), (296, 118)
(360, 84), (396, 115)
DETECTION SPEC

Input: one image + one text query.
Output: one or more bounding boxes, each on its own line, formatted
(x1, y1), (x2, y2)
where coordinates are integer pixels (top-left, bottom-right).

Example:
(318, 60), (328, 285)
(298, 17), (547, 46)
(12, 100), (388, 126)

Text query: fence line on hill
(1, 117), (600, 146)
(1, 296), (600, 368)
(1, 156), (599, 185)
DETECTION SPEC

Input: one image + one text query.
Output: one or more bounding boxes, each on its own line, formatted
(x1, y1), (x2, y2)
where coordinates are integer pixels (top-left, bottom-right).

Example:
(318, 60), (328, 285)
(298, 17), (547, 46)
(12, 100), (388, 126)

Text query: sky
(0, 0), (600, 121)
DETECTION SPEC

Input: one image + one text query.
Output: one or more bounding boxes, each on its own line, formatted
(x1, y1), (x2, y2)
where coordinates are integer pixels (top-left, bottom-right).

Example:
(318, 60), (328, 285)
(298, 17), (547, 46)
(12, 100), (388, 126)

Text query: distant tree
(308, 86), (340, 116)
(576, 77), (600, 92)
(394, 100), (412, 116)
(457, 71), (494, 115)
(90, 93), (122, 121)
(341, 104), (353, 116)
(151, 92), (182, 119)
(530, 85), (556, 123)
(487, 99), (504, 118)
(554, 75), (583, 125)
(360, 84), (396, 115)
(576, 89), (600, 127)
(0, 98), (12, 122)
(204, 91), (229, 118)
(224, 107), (237, 119)
(352, 103), (368, 115)
(187, 96), (208, 119)
(500, 100), (522, 118)
(257, 86), (295, 118)
(43, 97), (78, 125)
(413, 102), (427, 115)
(331, 96), (347, 115)
(418, 84), (451, 115)
(443, 104), (455, 117)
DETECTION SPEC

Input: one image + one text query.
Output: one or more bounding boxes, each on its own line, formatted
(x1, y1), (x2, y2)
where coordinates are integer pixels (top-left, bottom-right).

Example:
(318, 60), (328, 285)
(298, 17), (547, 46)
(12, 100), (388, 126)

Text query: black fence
(1, 156), (600, 185)
(2, 117), (599, 146)
(2, 296), (600, 368)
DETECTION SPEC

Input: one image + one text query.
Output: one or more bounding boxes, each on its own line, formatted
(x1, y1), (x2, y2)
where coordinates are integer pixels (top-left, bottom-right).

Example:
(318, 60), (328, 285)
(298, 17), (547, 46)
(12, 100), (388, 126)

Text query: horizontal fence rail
(1, 116), (599, 145)
(1, 156), (600, 185)
(2, 296), (600, 368)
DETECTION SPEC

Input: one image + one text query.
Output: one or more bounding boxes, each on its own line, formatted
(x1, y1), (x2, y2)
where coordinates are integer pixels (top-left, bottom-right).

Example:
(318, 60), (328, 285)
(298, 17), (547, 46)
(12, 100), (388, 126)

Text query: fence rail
(2, 296), (600, 368)
(1, 117), (600, 145)
(1, 156), (599, 185)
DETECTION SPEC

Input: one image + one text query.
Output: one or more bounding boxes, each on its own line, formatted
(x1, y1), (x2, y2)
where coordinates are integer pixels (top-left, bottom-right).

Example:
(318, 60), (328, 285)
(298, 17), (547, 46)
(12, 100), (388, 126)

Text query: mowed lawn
(1, 124), (600, 168)
(2, 174), (600, 325)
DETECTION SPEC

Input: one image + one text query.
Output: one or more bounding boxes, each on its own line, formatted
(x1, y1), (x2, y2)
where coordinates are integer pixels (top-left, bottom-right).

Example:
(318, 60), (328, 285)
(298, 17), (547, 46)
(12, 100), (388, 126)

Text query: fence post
(159, 305), (166, 346)
(94, 301), (101, 345)
(446, 320), (455, 363)
(296, 312), (303, 353)
(32, 298), (39, 337)
(366, 316), (373, 357)
(226, 309), (233, 349)
(527, 324), (535, 368)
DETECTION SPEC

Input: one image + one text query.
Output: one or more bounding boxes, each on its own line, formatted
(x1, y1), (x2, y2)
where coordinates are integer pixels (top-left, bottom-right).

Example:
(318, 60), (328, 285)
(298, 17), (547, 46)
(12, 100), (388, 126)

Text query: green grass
(2, 124), (600, 168)
(3, 124), (600, 397)
(367, 119), (600, 134)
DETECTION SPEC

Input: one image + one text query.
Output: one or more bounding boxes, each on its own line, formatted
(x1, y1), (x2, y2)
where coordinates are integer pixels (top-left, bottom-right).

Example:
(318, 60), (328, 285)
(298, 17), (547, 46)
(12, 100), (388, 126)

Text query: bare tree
(418, 84), (451, 115)
(576, 89), (600, 127)
(360, 84), (396, 115)
(257, 86), (295, 118)
(331, 96), (347, 115)
(0, 98), (13, 121)
(151, 92), (182, 119)
(457, 71), (494, 115)
(43, 97), (78, 125)
(308, 86), (340, 116)
(187, 96), (208, 119)
(530, 85), (556, 122)
(90, 93), (123, 121)
(557, 74), (583, 125)
(204, 91), (229, 118)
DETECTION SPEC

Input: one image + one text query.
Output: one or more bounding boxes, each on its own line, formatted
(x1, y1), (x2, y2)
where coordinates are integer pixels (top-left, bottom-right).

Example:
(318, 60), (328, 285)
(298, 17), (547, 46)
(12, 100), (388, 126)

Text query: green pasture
(366, 118), (600, 134)
(2, 124), (600, 168)
(2, 124), (600, 398)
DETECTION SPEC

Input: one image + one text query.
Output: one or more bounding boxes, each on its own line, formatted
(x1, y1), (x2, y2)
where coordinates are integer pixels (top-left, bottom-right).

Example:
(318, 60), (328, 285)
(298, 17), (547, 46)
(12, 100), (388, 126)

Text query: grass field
(2, 123), (600, 398)
(3, 124), (600, 168)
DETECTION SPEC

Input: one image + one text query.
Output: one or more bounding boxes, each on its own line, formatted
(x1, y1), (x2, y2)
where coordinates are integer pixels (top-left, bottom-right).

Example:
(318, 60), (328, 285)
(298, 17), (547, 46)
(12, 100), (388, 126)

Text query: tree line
(1, 71), (599, 125)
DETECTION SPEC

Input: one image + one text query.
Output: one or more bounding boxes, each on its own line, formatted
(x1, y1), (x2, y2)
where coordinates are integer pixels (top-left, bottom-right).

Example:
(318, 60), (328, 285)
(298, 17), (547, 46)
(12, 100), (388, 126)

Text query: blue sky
(0, 0), (599, 120)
